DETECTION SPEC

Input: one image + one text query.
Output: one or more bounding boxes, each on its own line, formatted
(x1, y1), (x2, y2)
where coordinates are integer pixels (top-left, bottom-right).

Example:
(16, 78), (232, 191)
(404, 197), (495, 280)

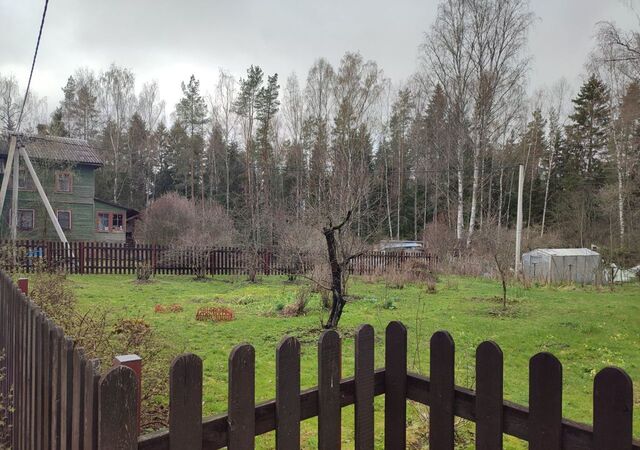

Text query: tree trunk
(466, 146), (480, 247)
(456, 145), (464, 241)
(323, 211), (352, 329)
(541, 144), (555, 237)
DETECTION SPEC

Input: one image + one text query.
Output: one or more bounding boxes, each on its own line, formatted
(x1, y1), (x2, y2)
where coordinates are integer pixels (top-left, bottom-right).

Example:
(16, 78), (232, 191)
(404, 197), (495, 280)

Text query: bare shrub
(28, 265), (173, 431)
(379, 259), (438, 289)
(308, 261), (332, 293)
(135, 193), (237, 279)
(0, 351), (12, 449)
(282, 286), (312, 317)
(423, 222), (461, 259)
(136, 263), (153, 282)
(475, 221), (516, 309)
(275, 219), (325, 280)
(383, 266), (408, 289)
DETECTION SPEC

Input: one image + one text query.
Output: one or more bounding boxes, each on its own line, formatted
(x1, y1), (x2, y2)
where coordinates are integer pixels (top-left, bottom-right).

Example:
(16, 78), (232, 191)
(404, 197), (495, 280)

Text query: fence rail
(1, 270), (637, 449)
(0, 240), (436, 276)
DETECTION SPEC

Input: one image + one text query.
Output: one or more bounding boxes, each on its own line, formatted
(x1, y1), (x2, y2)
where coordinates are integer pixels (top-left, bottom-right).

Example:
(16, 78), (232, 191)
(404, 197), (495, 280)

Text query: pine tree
(565, 75), (611, 185)
(176, 75), (208, 199)
(49, 107), (69, 137)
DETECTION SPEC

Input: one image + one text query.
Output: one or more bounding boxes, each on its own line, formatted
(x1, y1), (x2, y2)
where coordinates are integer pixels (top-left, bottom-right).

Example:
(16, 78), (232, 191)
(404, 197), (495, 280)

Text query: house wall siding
(0, 161), (125, 242)
(94, 200), (127, 243)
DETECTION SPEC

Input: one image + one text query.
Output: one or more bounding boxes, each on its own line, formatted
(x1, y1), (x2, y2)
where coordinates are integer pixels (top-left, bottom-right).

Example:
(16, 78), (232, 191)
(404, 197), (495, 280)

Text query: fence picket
(41, 318), (53, 450)
(354, 324), (374, 450)
(528, 352), (562, 450)
(2, 240), (435, 276)
(50, 326), (63, 450)
(276, 336), (301, 450)
(475, 341), (503, 450)
(98, 366), (138, 450)
(318, 330), (341, 450)
(60, 337), (74, 448)
(429, 331), (455, 450)
(84, 359), (100, 450)
(0, 269), (638, 450)
(593, 367), (633, 450)
(384, 321), (407, 449)
(169, 353), (203, 450)
(228, 344), (255, 450)
(71, 348), (86, 450)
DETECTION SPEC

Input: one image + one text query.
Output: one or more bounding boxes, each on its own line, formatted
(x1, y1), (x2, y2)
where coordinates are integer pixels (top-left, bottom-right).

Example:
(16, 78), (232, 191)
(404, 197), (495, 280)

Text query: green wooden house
(0, 133), (135, 243)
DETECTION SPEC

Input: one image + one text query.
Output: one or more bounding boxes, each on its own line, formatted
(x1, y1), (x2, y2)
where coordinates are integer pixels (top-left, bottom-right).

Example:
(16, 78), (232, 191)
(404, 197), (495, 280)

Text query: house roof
(525, 248), (600, 257)
(1, 133), (103, 167)
(94, 198), (139, 216)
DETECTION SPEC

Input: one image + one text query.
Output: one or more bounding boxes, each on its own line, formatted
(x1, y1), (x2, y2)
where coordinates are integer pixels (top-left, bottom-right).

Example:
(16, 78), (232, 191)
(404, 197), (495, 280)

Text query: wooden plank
(98, 366), (138, 450)
(429, 330), (455, 450)
(51, 326), (63, 450)
(42, 319), (53, 450)
(228, 344), (255, 450)
(138, 370), (388, 450)
(354, 324), (374, 450)
(318, 329), (341, 450)
(83, 359), (100, 450)
(593, 367), (633, 450)
(276, 336), (301, 450)
(384, 321), (406, 449)
(528, 352), (562, 450)
(475, 341), (503, 450)
(29, 309), (38, 450)
(72, 348), (86, 450)
(169, 353), (203, 450)
(60, 337), (74, 449)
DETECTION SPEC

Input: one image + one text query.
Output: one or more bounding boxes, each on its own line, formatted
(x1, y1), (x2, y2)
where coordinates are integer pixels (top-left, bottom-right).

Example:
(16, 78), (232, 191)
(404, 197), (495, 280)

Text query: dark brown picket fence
(1, 270), (638, 450)
(0, 269), (102, 450)
(0, 240), (436, 276)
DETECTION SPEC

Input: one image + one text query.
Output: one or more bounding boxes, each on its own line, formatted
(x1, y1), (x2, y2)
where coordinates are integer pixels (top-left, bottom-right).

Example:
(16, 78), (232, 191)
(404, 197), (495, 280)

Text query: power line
(16, 0), (50, 132)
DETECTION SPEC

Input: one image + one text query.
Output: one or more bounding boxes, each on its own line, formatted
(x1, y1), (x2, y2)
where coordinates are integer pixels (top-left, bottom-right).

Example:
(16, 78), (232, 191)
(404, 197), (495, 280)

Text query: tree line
(1, 0), (639, 262)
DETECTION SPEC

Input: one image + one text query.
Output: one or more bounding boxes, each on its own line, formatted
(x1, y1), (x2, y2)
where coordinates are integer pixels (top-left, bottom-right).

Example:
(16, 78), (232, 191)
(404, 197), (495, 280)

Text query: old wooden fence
(0, 240), (435, 276)
(1, 270), (637, 449)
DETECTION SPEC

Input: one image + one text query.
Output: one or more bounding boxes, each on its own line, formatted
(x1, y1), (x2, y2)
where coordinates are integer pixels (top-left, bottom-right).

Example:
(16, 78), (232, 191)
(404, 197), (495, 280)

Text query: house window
(97, 211), (125, 233)
(57, 210), (71, 231)
(55, 171), (73, 193)
(112, 213), (124, 232)
(17, 209), (34, 231)
(97, 212), (110, 232)
(18, 167), (33, 190)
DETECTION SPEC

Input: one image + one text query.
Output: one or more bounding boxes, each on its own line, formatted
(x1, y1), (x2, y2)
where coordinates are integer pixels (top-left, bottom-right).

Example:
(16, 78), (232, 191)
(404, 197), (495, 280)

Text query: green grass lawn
(69, 274), (640, 448)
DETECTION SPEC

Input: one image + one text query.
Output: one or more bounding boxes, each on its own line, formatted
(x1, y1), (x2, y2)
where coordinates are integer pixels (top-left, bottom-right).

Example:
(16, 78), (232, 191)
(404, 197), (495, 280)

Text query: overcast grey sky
(0, 0), (637, 113)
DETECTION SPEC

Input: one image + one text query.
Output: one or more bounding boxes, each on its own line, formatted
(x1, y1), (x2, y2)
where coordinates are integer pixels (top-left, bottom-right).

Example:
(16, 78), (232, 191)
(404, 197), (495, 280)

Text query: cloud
(0, 0), (636, 113)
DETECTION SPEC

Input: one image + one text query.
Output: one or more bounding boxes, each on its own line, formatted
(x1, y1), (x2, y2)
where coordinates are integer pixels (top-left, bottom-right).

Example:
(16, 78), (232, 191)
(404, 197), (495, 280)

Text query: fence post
(17, 277), (28, 295)
(113, 354), (142, 434)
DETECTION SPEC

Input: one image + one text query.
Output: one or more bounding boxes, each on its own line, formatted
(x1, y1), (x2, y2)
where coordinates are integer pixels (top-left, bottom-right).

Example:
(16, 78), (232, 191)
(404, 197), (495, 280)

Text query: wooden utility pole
(20, 147), (69, 244)
(515, 164), (524, 274)
(0, 135), (17, 218)
(11, 145), (19, 240)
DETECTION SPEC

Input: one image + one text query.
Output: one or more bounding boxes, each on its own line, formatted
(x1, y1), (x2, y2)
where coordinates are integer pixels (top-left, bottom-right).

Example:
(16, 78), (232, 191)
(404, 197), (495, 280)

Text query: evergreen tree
(49, 107), (69, 137)
(175, 75), (208, 198)
(565, 75), (611, 185)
